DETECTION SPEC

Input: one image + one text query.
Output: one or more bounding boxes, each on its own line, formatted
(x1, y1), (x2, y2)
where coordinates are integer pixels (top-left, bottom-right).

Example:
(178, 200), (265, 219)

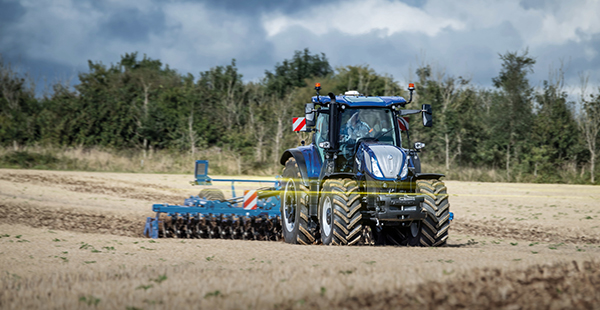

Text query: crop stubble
(1, 169), (599, 309)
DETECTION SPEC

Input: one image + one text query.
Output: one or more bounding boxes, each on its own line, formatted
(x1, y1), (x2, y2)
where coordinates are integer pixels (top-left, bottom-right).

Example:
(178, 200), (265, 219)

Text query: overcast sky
(2, 0), (600, 96)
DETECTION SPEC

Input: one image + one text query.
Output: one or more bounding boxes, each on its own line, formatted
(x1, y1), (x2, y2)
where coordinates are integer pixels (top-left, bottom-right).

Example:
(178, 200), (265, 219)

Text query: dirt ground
(1, 168), (599, 309)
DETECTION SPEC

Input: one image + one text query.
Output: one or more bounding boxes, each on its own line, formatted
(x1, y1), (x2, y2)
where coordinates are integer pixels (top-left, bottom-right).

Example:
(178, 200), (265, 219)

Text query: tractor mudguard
(280, 149), (307, 186)
(280, 146), (321, 186)
(414, 173), (445, 180)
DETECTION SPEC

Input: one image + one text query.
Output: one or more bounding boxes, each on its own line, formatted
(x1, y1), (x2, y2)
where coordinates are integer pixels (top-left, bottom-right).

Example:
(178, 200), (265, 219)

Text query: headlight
(371, 157), (384, 178)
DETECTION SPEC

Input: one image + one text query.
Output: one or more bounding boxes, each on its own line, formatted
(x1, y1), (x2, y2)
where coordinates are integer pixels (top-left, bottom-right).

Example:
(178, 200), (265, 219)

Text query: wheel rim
(283, 178), (297, 232)
(321, 196), (333, 237)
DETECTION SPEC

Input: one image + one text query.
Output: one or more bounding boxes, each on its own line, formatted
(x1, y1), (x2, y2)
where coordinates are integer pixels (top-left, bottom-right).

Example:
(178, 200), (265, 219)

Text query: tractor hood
(362, 144), (409, 180)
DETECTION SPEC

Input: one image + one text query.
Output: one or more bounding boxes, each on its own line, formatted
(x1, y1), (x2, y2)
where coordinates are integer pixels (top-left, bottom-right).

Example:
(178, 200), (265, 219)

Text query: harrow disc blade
(156, 214), (283, 241)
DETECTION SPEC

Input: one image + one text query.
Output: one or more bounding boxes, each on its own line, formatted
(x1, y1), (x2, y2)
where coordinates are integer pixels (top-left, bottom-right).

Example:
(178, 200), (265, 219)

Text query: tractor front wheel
(319, 178), (363, 245)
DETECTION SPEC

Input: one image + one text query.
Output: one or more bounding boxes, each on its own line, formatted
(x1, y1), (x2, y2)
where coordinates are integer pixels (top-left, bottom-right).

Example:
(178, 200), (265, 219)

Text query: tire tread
(323, 178), (363, 246)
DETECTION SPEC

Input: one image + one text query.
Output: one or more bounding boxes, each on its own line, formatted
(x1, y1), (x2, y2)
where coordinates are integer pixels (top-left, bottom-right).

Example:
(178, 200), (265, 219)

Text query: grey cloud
(529, 33), (600, 88)
(267, 19), (530, 88)
(199, 0), (343, 15)
(0, 1), (25, 27)
(519, 0), (549, 10)
(1, 0), (600, 97)
(102, 7), (167, 43)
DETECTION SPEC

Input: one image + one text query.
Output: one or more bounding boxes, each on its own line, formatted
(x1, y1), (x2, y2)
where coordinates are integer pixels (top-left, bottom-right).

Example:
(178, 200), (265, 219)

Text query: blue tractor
(279, 84), (451, 246)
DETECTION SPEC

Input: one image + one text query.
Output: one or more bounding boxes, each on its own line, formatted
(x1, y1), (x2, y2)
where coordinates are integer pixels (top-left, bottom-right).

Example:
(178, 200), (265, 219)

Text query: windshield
(338, 108), (398, 155)
(313, 108), (399, 162)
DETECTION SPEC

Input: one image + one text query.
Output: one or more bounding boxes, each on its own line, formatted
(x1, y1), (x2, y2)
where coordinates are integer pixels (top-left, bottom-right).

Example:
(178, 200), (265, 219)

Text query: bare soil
(1, 169), (599, 309)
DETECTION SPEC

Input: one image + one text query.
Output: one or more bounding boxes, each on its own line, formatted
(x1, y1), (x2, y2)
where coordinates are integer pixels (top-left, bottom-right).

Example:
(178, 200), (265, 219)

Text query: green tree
(71, 53), (182, 149)
(531, 79), (580, 181)
(333, 65), (402, 96)
(197, 59), (248, 147)
(578, 74), (600, 183)
(36, 83), (79, 145)
(120, 52), (182, 154)
(409, 65), (475, 171)
(262, 49), (332, 165)
(264, 48), (332, 96)
(0, 55), (38, 146)
(491, 50), (536, 180)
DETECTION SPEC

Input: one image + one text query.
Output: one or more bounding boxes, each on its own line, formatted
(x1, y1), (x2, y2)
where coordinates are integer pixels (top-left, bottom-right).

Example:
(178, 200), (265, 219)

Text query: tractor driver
(340, 110), (372, 145)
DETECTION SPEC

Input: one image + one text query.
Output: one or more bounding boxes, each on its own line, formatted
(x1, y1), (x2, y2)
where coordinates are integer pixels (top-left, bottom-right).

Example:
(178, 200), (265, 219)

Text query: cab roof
(311, 95), (407, 108)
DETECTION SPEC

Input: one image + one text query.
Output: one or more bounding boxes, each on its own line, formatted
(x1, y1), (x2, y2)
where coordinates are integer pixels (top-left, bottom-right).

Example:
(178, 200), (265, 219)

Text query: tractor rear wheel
(280, 157), (315, 245)
(319, 178), (363, 245)
(416, 179), (450, 247)
(199, 188), (225, 201)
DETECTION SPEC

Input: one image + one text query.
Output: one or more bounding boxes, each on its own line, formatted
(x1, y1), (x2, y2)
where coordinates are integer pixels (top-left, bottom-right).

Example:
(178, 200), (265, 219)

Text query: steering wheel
(372, 129), (392, 141)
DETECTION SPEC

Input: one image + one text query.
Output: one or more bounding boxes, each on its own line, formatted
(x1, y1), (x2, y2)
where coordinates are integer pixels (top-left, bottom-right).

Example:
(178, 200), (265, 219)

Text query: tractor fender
(280, 145), (322, 187)
(280, 148), (310, 187)
(414, 173), (445, 180)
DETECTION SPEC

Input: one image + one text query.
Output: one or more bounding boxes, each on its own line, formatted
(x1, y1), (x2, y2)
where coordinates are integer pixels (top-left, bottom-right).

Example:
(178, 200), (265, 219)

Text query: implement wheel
(319, 178), (362, 246)
(417, 179), (450, 246)
(280, 157), (315, 245)
(199, 188), (225, 201)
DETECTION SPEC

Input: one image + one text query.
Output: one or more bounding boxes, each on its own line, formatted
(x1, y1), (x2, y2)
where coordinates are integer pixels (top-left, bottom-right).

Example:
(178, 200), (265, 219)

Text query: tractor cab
(304, 85), (431, 178)
(312, 98), (402, 174)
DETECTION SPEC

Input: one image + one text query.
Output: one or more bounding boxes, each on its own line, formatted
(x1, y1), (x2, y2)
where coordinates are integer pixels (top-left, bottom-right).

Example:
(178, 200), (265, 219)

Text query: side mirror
(422, 104), (432, 127)
(305, 103), (315, 127)
(414, 142), (425, 150)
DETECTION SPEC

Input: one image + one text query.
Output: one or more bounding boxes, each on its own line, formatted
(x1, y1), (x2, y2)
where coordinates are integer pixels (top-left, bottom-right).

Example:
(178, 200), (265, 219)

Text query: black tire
(417, 179), (450, 246)
(199, 188), (225, 201)
(280, 157), (315, 245)
(319, 178), (362, 245)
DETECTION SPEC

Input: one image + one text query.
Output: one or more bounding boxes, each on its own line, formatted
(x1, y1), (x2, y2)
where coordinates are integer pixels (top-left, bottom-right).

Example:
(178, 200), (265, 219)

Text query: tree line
(0, 49), (599, 183)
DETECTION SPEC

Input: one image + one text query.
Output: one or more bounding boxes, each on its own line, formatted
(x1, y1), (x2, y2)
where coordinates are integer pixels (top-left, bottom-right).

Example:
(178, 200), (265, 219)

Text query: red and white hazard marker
(243, 190), (258, 210)
(293, 117), (306, 132)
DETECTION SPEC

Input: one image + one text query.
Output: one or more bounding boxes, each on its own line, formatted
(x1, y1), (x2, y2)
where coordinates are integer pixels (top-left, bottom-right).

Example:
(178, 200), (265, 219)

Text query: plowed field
(1, 169), (599, 309)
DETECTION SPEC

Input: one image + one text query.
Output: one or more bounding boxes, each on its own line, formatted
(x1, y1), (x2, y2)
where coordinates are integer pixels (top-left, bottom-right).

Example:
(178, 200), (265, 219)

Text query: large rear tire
(280, 157), (315, 245)
(319, 179), (362, 245)
(417, 179), (450, 247)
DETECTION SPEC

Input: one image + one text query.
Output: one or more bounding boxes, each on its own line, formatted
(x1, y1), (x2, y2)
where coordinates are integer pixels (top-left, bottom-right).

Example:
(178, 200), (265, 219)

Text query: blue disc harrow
(144, 160), (282, 240)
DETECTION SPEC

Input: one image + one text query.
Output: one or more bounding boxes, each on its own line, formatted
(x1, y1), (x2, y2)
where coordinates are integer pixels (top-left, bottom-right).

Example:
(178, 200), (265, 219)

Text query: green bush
(0, 151), (60, 169)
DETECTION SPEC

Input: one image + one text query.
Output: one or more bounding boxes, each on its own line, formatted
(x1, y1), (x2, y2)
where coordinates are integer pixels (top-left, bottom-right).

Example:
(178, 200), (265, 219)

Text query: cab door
(314, 113), (329, 163)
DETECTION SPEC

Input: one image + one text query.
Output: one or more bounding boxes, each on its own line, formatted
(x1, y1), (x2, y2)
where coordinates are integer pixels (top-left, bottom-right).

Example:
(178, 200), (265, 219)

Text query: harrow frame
(144, 160), (282, 239)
